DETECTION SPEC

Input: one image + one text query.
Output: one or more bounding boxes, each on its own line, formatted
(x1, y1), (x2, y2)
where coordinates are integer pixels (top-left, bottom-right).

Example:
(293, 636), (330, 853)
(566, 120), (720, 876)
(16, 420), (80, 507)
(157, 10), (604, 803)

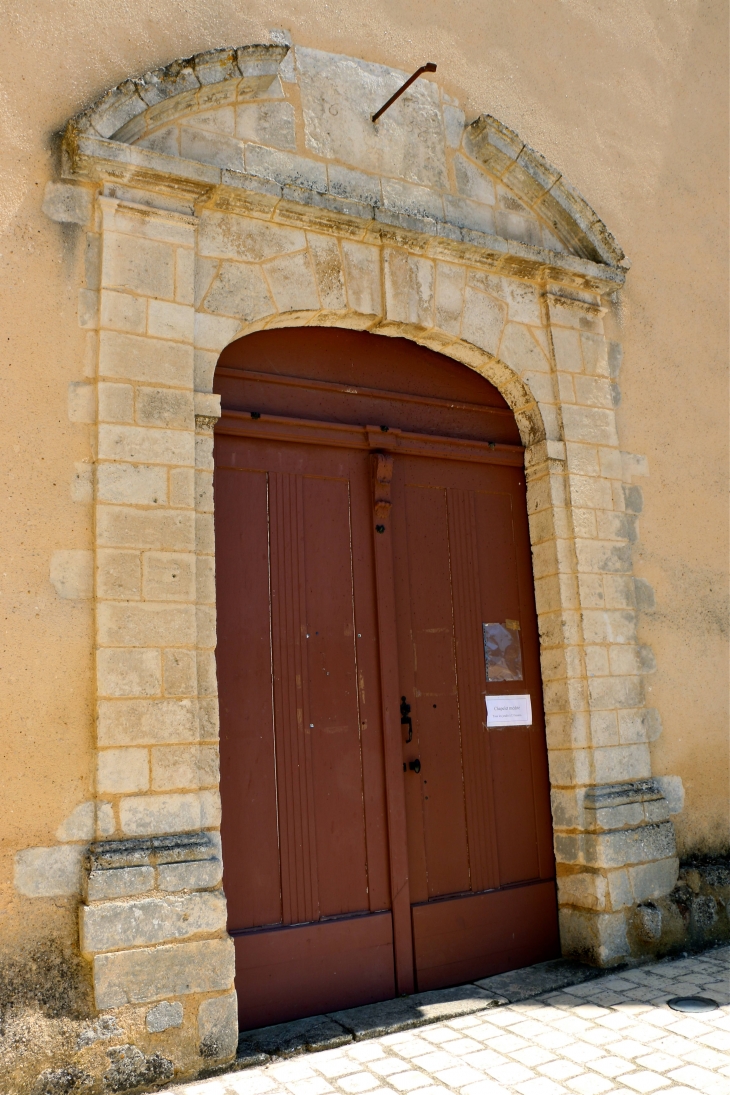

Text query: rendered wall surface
(0, 4), (727, 1093)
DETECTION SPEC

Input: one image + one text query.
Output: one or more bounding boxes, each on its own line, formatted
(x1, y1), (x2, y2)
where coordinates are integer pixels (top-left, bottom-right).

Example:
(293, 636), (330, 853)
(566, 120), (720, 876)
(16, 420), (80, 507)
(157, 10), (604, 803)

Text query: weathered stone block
(96, 549), (142, 599)
(97, 698), (198, 746)
(96, 506), (196, 551)
(93, 937), (235, 1008)
(236, 100), (296, 149)
(97, 747), (150, 794)
(147, 300), (195, 342)
(562, 405), (619, 447)
(68, 381), (96, 423)
(308, 233), (346, 310)
(383, 250), (434, 329)
(87, 865), (155, 901)
(118, 792), (207, 835)
(100, 289), (147, 334)
(42, 181), (94, 224)
(98, 382), (135, 423)
(341, 241), (381, 316)
(198, 992), (238, 1059)
(194, 312), (243, 352)
(102, 232), (175, 299)
(97, 463), (168, 506)
(180, 126), (245, 171)
(142, 552), (196, 602)
(170, 466), (196, 508)
(559, 906), (629, 966)
(97, 648), (161, 698)
(198, 210), (305, 261)
(99, 331), (194, 387)
(15, 845), (85, 897)
(592, 743), (651, 784)
(97, 602), (196, 647)
(328, 164), (381, 206)
(203, 261), (274, 320)
(461, 286), (506, 355)
(98, 424), (194, 466)
(56, 802), (97, 842)
(158, 857), (223, 892)
(80, 891), (227, 954)
(265, 250), (320, 312)
(628, 857), (679, 904)
(163, 649), (198, 696)
(151, 744), (219, 791)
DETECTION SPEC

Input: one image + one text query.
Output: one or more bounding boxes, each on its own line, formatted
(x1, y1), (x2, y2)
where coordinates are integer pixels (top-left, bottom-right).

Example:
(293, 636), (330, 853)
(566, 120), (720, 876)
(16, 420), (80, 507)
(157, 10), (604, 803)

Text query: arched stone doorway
(213, 328), (559, 1027)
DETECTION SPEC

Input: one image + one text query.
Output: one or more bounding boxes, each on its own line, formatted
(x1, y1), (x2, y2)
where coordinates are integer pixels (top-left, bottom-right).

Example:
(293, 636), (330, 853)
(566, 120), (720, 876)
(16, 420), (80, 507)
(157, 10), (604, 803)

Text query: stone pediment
(63, 44), (625, 274)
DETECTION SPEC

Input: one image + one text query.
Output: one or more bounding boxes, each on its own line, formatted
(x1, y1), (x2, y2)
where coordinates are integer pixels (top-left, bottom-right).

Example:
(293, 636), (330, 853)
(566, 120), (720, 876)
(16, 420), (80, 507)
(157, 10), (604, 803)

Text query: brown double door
(215, 330), (558, 1030)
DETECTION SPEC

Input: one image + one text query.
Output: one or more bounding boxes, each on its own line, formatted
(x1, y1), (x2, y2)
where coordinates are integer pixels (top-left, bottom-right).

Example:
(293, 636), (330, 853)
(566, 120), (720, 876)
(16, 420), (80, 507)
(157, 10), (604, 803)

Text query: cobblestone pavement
(173, 947), (730, 1095)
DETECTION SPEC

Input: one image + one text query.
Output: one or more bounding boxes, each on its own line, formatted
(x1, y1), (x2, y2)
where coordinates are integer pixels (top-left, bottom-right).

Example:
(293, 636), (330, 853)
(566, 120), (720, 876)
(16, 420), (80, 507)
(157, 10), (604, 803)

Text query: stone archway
(30, 41), (680, 1078)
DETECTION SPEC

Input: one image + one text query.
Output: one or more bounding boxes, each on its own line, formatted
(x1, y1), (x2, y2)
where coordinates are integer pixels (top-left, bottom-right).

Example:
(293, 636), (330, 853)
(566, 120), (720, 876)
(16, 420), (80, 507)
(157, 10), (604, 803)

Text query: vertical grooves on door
(270, 472), (320, 925)
(447, 488), (501, 893)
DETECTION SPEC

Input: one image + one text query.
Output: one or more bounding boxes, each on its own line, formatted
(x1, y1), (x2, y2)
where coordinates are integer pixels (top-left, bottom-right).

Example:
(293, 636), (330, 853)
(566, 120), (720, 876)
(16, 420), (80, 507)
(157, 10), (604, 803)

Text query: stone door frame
(41, 43), (679, 1069)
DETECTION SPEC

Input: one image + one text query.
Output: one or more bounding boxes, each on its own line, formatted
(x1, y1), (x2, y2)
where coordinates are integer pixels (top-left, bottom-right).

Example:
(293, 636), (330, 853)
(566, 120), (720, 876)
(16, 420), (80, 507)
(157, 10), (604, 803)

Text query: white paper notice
(485, 694), (533, 728)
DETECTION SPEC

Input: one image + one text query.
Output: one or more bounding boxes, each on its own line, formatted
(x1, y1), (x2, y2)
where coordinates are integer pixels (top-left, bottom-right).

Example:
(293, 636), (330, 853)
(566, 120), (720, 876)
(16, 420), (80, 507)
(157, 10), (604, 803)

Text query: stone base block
(559, 906), (630, 966)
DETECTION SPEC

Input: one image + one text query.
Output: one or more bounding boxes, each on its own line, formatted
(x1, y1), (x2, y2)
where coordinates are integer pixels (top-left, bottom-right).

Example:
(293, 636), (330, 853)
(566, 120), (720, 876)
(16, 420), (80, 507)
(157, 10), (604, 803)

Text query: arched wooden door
(214, 330), (559, 1030)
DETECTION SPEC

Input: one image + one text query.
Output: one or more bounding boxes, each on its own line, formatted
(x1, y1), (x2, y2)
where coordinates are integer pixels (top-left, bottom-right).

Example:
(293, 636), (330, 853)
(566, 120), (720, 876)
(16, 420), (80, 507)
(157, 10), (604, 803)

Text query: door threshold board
(213, 956), (613, 1073)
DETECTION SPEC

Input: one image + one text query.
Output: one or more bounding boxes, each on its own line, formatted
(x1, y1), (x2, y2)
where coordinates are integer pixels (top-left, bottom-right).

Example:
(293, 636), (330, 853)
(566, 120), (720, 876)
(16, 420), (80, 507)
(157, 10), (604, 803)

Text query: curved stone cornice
(465, 115), (624, 267)
(65, 44), (289, 143)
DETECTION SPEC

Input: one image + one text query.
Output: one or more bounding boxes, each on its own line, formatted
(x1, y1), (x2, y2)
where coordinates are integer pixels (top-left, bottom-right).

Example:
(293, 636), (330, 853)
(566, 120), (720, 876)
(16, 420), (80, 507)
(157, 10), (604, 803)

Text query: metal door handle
(408, 759), (421, 774)
(400, 696), (412, 742)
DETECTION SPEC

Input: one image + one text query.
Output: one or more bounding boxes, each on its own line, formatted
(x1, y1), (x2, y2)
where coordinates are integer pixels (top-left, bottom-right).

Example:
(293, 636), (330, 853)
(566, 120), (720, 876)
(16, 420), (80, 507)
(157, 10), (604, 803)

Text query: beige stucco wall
(0, 0), (727, 991)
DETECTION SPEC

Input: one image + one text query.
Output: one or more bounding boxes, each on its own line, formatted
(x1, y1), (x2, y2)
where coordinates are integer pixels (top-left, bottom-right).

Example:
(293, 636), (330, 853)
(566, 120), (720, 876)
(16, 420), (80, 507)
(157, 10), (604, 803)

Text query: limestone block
(96, 506), (196, 550)
(196, 605), (217, 649)
(381, 179), (443, 223)
(453, 155), (495, 205)
(589, 711), (620, 748)
(556, 374), (575, 403)
(175, 247), (195, 305)
(137, 126), (181, 157)
(102, 233), (175, 299)
(461, 287), (506, 356)
(196, 434), (215, 471)
(198, 992), (238, 1059)
(443, 104), (465, 149)
(236, 101), (296, 149)
(163, 650), (198, 696)
(142, 552), (196, 602)
(68, 381), (96, 423)
(97, 803), (116, 837)
(147, 1000), (183, 1033)
(495, 208), (542, 248)
(297, 48), (448, 190)
(151, 745), (219, 791)
(557, 871), (608, 912)
(328, 164), (381, 207)
(203, 261), (274, 320)
(93, 937), (235, 1008)
(565, 442), (601, 477)
(71, 461), (94, 504)
(98, 424), (194, 467)
(99, 331), (194, 387)
(655, 776), (684, 815)
(196, 513), (215, 555)
(97, 602), (196, 647)
(628, 857), (679, 904)
(80, 891), (227, 954)
(87, 865), (155, 901)
(581, 334), (610, 377)
(98, 382), (135, 423)
(551, 327), (583, 373)
(584, 646), (609, 677)
(574, 538), (632, 576)
(581, 609), (637, 647)
(433, 262), (465, 335)
(568, 474), (614, 510)
(548, 296), (603, 334)
(341, 241), (381, 317)
(98, 747), (150, 793)
(97, 550), (142, 600)
(634, 903), (662, 943)
(79, 288), (99, 332)
(97, 648), (162, 698)
(588, 675), (644, 711)
(147, 300), (195, 343)
(200, 790), (222, 828)
(42, 181), (94, 224)
(100, 289), (147, 334)
(606, 869), (633, 910)
(97, 463), (168, 506)
(15, 845), (85, 897)
(50, 550), (93, 599)
(559, 906), (629, 966)
(618, 707), (662, 744)
(383, 250), (434, 329)
(56, 802), (97, 842)
(135, 387), (195, 431)
(592, 744), (651, 784)
(97, 698), (198, 746)
(308, 234), (346, 310)
(573, 375), (614, 409)
(158, 857), (223, 892)
(246, 143), (327, 192)
(119, 792), (209, 836)
(180, 127), (245, 172)
(170, 467), (195, 508)
(194, 313), (243, 353)
(196, 557), (216, 605)
(265, 251), (320, 312)
(198, 210), (306, 261)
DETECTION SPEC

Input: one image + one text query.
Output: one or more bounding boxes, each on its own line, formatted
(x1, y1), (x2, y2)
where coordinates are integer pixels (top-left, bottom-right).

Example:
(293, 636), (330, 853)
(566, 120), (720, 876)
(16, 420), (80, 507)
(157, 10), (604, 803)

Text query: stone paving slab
(173, 945), (730, 1095)
(474, 958), (606, 1004)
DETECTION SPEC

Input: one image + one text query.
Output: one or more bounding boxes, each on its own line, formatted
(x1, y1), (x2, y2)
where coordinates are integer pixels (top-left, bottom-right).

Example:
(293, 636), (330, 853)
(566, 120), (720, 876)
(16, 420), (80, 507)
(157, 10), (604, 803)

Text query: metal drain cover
(667, 996), (719, 1013)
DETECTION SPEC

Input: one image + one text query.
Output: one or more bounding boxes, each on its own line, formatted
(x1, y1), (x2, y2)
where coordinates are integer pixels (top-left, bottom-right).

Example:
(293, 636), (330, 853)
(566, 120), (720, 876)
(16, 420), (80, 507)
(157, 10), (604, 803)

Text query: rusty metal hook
(372, 63), (437, 123)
